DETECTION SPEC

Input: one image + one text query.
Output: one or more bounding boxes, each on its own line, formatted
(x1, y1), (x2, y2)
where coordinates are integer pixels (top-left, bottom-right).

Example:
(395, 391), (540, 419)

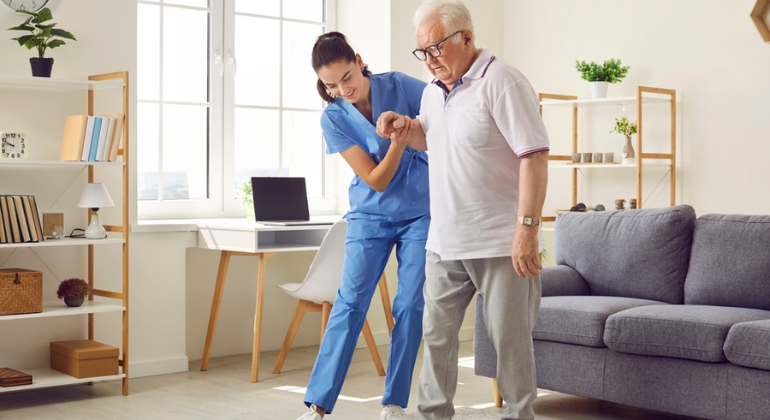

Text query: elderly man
(376, 1), (549, 419)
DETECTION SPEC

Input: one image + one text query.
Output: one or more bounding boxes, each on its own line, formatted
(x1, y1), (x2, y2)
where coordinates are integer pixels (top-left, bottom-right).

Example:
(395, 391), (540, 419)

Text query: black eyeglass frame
(412, 30), (465, 61)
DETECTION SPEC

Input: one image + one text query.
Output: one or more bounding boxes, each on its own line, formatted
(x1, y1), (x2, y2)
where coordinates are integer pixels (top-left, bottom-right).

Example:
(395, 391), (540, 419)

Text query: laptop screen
(250, 177), (310, 222)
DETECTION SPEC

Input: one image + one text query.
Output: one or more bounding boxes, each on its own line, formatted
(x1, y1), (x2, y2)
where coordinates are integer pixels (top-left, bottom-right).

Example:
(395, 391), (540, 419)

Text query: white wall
(504, 0), (770, 217)
(0, 0), (506, 380)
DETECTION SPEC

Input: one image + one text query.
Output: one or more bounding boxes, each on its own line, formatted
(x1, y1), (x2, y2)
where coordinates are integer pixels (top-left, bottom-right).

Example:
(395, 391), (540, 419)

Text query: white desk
(196, 218), (393, 382)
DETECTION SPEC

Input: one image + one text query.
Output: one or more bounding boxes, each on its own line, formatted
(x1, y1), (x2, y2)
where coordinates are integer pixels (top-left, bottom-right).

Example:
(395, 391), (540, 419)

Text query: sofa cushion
(724, 320), (770, 371)
(534, 296), (667, 347)
(604, 305), (770, 362)
(555, 205), (695, 304)
(684, 214), (770, 311)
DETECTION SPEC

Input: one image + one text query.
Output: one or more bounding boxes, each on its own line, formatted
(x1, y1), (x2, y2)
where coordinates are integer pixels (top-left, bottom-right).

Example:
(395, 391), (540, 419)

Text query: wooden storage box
(50, 340), (119, 379)
(0, 268), (43, 316)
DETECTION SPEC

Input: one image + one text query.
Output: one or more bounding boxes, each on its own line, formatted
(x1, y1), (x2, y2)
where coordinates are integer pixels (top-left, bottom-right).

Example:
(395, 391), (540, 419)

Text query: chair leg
(320, 301), (332, 344)
(361, 319), (386, 376)
(493, 378), (503, 407)
(272, 300), (309, 374)
(378, 273), (395, 336)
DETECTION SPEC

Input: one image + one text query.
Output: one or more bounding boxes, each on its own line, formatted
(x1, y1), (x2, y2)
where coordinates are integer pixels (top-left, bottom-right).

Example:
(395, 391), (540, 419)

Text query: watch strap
(517, 215), (541, 226)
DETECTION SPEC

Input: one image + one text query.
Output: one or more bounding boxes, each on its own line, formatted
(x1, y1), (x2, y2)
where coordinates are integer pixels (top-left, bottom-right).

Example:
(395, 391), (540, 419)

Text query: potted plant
(575, 58), (630, 99)
(56, 278), (89, 307)
(236, 180), (254, 220)
(8, 7), (76, 78)
(610, 116), (638, 164)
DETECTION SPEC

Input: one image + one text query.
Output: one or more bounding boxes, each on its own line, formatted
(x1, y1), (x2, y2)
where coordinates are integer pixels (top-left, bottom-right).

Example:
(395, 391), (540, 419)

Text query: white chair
(272, 219), (387, 375)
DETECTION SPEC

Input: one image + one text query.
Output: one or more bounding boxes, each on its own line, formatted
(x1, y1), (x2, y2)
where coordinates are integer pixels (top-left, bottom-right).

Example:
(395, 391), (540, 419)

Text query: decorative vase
(589, 81), (609, 99)
(622, 135), (636, 164)
(30, 57), (54, 78)
(64, 295), (84, 307)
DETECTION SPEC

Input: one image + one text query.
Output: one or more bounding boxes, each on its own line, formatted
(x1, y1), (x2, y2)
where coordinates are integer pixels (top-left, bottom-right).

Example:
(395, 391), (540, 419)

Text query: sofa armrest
(541, 265), (590, 297)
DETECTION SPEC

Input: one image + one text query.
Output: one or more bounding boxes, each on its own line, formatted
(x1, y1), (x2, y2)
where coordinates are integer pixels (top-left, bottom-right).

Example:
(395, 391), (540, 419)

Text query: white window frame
(137, 0), (337, 220)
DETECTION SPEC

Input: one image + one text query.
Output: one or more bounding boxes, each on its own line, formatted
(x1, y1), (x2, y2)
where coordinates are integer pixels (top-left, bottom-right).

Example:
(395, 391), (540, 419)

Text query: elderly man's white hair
(413, 0), (474, 38)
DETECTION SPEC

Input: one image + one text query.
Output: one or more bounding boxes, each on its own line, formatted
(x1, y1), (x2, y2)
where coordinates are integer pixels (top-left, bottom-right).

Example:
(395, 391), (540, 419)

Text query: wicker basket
(0, 268), (43, 316)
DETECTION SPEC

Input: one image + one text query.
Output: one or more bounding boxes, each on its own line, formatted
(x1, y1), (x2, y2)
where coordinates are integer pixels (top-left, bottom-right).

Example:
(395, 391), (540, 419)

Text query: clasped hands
(376, 111), (415, 148)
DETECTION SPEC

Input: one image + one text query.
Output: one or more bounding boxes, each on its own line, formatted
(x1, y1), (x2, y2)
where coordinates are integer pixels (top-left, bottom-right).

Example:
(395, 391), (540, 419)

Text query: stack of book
(60, 113), (124, 162)
(0, 195), (44, 244)
(0, 367), (32, 387)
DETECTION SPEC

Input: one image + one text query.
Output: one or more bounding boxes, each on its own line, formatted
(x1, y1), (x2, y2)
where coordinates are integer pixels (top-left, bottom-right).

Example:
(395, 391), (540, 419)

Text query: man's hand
(376, 111), (406, 139)
(390, 116), (415, 150)
(511, 227), (542, 279)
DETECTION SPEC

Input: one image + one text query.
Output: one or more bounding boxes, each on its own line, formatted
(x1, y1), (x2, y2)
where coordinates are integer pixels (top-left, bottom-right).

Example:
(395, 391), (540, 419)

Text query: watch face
(1, 132), (27, 159)
(1, 0), (50, 12)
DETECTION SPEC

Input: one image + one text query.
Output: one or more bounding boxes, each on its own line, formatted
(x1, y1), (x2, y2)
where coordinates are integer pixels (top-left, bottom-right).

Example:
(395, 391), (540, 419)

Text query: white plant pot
(589, 81), (610, 99)
(622, 157), (636, 165)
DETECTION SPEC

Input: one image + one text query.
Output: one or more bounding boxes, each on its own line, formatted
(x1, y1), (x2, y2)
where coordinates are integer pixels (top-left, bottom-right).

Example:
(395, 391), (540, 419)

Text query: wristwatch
(517, 215), (540, 226)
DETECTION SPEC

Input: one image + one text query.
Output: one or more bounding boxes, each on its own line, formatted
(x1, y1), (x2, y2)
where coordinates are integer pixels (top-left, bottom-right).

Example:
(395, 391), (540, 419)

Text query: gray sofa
(474, 205), (770, 420)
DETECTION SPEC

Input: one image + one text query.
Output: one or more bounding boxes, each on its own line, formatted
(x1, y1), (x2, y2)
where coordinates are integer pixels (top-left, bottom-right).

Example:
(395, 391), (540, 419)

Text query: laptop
(251, 177), (335, 226)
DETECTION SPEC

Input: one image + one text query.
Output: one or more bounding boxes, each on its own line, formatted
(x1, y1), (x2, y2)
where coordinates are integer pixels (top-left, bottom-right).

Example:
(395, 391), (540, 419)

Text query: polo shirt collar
(431, 47), (496, 95)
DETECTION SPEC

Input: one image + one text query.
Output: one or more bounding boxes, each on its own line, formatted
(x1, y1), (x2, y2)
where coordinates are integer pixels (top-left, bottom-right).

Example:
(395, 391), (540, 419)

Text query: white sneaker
(297, 404), (323, 420)
(380, 405), (408, 420)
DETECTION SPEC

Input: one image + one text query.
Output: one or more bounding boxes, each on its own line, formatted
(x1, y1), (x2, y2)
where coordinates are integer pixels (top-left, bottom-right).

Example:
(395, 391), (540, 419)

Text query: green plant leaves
(12, 35), (33, 46)
(575, 59), (630, 83)
(50, 29), (76, 40)
(8, 25), (35, 31)
(609, 116), (638, 136)
(7, 7), (75, 58)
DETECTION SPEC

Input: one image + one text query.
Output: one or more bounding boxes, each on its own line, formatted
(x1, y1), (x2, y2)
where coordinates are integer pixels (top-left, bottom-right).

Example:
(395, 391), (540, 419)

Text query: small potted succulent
(575, 58), (630, 99)
(56, 278), (89, 307)
(8, 7), (77, 77)
(610, 116), (638, 164)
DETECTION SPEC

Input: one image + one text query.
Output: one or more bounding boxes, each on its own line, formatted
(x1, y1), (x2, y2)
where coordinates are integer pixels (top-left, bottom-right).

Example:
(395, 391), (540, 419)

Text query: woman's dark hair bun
(312, 31), (370, 104)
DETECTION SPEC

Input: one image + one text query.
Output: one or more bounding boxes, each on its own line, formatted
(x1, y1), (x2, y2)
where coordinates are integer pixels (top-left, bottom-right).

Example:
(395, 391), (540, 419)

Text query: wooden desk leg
(378, 273), (394, 336)
(201, 251), (233, 371)
(251, 252), (277, 383)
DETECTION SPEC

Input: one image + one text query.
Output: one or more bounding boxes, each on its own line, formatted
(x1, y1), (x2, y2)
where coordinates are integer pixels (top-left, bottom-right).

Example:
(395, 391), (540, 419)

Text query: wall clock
(0, 132), (28, 159)
(0, 0), (50, 13)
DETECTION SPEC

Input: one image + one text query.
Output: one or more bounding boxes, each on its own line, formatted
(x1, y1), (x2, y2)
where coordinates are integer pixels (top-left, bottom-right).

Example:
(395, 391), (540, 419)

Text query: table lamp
(77, 183), (115, 239)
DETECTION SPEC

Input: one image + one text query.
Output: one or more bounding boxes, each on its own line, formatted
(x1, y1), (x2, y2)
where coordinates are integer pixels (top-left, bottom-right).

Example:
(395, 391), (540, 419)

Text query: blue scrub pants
(304, 214), (429, 414)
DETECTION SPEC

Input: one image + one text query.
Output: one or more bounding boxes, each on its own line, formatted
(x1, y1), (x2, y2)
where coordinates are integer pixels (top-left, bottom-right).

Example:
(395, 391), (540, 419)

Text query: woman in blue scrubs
(296, 32), (429, 420)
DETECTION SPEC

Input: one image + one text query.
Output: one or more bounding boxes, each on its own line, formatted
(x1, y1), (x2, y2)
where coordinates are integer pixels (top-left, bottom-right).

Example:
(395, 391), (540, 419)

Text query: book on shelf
(27, 196), (44, 242)
(60, 115), (88, 161)
(81, 116), (96, 161)
(87, 117), (103, 162)
(5, 196), (21, 243)
(94, 116), (111, 162)
(12, 196), (31, 243)
(104, 112), (124, 162)
(0, 197), (10, 244)
(20, 196), (38, 242)
(0, 201), (5, 244)
(0, 367), (32, 387)
(100, 116), (117, 162)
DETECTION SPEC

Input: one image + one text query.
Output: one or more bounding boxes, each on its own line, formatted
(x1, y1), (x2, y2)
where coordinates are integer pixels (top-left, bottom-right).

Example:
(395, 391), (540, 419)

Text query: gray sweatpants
(416, 250), (541, 420)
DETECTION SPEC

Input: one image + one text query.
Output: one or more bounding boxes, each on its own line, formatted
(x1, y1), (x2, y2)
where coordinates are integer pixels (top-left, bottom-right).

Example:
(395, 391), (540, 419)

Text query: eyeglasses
(412, 30), (464, 61)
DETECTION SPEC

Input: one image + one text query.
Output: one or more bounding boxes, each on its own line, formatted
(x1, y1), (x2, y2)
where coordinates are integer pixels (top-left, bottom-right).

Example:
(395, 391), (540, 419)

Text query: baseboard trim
(356, 326), (474, 348)
(129, 356), (189, 378)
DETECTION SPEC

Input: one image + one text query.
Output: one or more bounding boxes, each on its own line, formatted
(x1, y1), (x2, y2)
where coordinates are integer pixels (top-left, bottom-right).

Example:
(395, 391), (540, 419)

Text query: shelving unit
(540, 86), (677, 222)
(0, 71), (130, 395)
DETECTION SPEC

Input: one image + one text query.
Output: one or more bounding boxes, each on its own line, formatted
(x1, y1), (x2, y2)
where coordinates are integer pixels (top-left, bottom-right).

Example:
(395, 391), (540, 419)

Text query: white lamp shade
(78, 183), (115, 208)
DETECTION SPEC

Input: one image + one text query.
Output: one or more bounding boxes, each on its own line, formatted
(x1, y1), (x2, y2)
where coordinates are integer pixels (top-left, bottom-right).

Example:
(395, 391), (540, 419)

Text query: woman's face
(317, 55), (367, 104)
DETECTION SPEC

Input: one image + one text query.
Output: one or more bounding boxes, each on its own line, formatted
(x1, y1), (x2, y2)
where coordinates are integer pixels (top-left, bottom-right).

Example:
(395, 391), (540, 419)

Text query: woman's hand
(390, 116), (414, 150)
(376, 111), (405, 139)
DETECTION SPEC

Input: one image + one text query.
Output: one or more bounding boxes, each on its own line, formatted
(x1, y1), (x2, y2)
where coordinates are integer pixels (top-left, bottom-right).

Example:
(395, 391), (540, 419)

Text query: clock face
(1, 132), (27, 159)
(0, 0), (50, 13)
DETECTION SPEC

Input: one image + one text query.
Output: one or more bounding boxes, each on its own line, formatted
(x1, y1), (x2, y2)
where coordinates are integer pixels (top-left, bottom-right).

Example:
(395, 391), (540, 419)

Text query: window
(137, 0), (336, 218)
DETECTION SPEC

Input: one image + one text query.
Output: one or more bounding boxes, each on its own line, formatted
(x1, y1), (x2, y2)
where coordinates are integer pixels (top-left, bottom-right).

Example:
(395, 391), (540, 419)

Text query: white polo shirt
(419, 47), (549, 260)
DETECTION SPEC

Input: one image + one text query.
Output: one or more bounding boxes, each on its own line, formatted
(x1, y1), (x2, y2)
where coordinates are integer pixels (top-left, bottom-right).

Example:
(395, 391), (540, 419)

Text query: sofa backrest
(555, 205), (696, 304)
(684, 214), (770, 310)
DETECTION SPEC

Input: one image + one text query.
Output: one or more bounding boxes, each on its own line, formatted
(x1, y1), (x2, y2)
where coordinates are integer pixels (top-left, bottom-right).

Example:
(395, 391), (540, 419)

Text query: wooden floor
(0, 341), (702, 419)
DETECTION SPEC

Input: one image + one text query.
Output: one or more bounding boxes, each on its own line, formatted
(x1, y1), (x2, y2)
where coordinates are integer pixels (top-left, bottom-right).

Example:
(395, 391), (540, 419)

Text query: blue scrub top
(321, 72), (429, 222)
